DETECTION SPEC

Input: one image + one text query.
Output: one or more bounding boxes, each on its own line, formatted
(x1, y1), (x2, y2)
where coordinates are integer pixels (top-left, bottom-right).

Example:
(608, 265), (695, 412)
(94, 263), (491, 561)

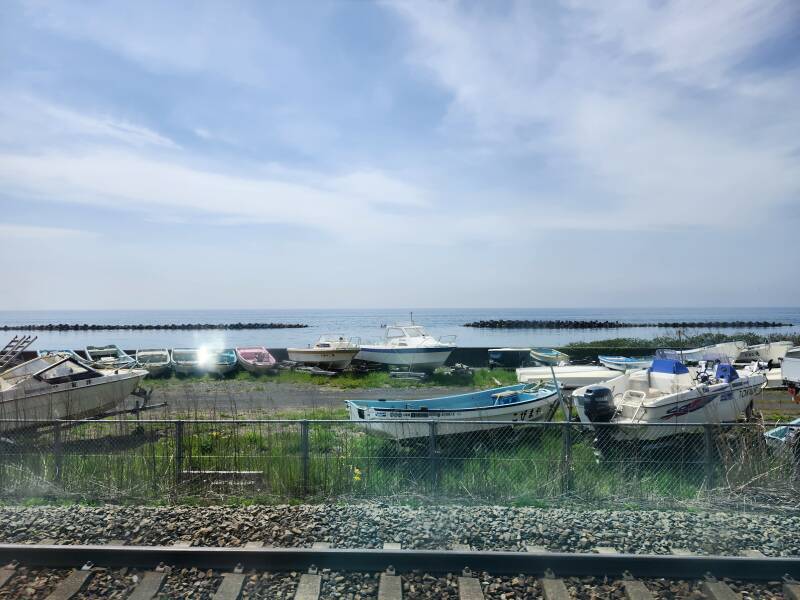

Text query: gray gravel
(0, 503), (797, 557)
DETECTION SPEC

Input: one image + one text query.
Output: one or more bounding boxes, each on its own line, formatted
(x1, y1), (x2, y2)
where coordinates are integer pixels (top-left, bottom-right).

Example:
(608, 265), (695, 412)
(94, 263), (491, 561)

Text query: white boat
(135, 348), (172, 377)
(171, 348), (201, 375)
(598, 355), (654, 371)
(85, 345), (136, 369)
(355, 324), (455, 372)
(199, 348), (238, 375)
(572, 359), (767, 441)
(516, 365), (621, 389)
(0, 354), (147, 431)
(736, 341), (793, 365)
(764, 417), (800, 451)
(782, 347), (800, 391)
(529, 347), (570, 366)
(37, 349), (89, 364)
(656, 341), (746, 364)
(288, 335), (360, 370)
(235, 346), (277, 374)
(345, 383), (560, 440)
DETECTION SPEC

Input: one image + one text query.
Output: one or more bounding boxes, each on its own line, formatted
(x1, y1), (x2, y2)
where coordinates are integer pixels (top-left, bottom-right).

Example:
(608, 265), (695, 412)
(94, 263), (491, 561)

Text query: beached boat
(0, 353), (147, 431)
(135, 348), (172, 377)
(572, 359), (767, 441)
(37, 349), (89, 364)
(85, 345), (136, 369)
(235, 346), (277, 374)
(200, 348), (238, 375)
(355, 324), (455, 372)
(488, 348), (533, 369)
(529, 347), (570, 366)
(598, 355), (654, 371)
(516, 365), (621, 389)
(736, 341), (793, 365)
(782, 347), (800, 393)
(764, 417), (800, 451)
(345, 382), (560, 440)
(655, 341), (746, 364)
(288, 335), (360, 370)
(171, 348), (201, 375)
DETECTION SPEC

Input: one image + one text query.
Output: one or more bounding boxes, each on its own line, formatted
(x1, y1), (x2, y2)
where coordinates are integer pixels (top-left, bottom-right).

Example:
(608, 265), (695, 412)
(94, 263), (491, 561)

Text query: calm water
(1, 308), (798, 351)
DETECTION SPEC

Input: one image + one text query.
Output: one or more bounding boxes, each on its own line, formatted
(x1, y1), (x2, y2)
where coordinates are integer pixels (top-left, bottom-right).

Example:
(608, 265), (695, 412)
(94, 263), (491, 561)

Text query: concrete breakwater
(464, 319), (790, 329)
(1, 322), (308, 331)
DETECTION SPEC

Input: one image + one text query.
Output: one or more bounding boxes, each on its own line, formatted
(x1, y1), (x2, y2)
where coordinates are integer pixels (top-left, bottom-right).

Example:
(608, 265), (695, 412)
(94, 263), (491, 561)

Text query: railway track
(0, 543), (799, 599)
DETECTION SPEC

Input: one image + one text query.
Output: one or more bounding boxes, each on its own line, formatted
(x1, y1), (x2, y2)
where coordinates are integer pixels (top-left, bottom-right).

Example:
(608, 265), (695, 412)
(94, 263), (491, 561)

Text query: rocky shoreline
(464, 319), (790, 329)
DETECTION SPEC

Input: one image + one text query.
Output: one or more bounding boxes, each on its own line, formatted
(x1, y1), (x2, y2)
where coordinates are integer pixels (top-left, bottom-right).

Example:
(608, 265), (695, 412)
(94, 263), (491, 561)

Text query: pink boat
(235, 346), (277, 374)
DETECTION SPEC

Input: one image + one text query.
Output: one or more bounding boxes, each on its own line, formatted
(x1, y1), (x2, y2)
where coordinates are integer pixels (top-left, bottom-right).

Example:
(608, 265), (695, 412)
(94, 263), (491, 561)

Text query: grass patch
(565, 332), (800, 349)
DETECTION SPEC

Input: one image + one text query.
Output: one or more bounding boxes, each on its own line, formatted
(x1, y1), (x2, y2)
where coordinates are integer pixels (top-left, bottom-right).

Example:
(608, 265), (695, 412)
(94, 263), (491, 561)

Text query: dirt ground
(123, 380), (800, 420)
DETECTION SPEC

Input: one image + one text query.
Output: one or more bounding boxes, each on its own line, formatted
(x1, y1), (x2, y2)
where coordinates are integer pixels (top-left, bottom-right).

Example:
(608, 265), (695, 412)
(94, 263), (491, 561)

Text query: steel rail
(0, 545), (797, 581)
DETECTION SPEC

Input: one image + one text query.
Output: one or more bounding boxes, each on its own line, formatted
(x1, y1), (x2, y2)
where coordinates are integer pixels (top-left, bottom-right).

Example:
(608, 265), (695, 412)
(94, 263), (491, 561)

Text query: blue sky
(1, 0), (799, 310)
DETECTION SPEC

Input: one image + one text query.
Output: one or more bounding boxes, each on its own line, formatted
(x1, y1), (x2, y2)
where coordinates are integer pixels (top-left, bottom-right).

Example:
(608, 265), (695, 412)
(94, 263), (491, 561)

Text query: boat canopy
(649, 359), (689, 374)
(714, 363), (739, 383)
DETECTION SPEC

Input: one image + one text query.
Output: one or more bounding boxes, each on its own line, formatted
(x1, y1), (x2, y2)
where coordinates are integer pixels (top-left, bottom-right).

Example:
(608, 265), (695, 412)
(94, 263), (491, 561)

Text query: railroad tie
(622, 571), (655, 600)
(382, 542), (402, 550)
(127, 571), (167, 600)
(669, 548), (694, 556)
(540, 570), (570, 600)
(212, 570), (246, 600)
(378, 568), (403, 600)
(594, 546), (618, 554)
(244, 541), (265, 549)
(525, 545), (548, 553)
(45, 566), (94, 600)
(311, 542), (331, 549)
(783, 576), (800, 600)
(0, 563), (15, 590)
(294, 569), (322, 600)
(452, 543), (471, 551)
(740, 550), (765, 558)
(701, 575), (741, 600)
(458, 575), (485, 600)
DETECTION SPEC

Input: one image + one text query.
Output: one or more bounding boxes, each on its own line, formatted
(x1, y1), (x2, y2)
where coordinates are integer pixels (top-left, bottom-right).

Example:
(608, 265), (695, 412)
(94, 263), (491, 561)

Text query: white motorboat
(573, 359), (767, 441)
(516, 365), (621, 389)
(85, 345), (136, 369)
(135, 348), (172, 377)
(171, 348), (201, 375)
(529, 347), (570, 366)
(656, 341), (746, 364)
(288, 335), (360, 370)
(0, 354), (147, 431)
(355, 324), (455, 372)
(345, 382), (560, 440)
(235, 346), (277, 374)
(782, 347), (800, 393)
(598, 355), (654, 371)
(736, 341), (793, 365)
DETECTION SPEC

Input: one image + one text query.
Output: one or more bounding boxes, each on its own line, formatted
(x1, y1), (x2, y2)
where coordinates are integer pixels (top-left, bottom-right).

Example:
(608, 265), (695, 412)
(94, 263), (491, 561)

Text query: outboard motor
(582, 385), (616, 422)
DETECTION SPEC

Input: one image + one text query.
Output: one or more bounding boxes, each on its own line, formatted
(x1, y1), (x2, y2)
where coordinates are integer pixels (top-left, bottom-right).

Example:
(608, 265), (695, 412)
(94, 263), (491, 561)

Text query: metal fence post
(53, 421), (63, 484)
(174, 421), (184, 493)
(561, 422), (572, 495)
(704, 424), (715, 491)
(300, 420), (309, 496)
(428, 421), (438, 489)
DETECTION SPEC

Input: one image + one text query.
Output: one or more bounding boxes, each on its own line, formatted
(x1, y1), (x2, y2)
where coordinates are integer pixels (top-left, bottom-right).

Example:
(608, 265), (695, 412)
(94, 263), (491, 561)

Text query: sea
(0, 308), (798, 351)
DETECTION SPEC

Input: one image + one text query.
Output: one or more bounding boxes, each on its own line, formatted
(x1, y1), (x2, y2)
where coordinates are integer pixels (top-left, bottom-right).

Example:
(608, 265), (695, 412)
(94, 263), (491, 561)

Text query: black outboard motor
(582, 385), (615, 422)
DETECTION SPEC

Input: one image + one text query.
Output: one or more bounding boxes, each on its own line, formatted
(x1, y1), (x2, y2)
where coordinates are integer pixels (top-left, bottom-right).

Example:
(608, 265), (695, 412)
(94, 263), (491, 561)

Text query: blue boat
(530, 347), (570, 366)
(345, 383), (560, 439)
(598, 355), (653, 371)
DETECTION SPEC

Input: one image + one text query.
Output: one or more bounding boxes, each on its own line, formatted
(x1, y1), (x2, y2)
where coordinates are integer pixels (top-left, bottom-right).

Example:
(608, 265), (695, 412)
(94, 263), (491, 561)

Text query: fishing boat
(235, 346), (277, 374)
(516, 365), (621, 389)
(135, 348), (172, 377)
(598, 355), (654, 371)
(288, 335), (360, 370)
(85, 345), (136, 369)
(345, 382), (560, 440)
(0, 353), (147, 431)
(200, 348), (238, 375)
(572, 359), (766, 441)
(488, 348), (533, 369)
(355, 324), (455, 372)
(656, 341), (746, 364)
(171, 348), (201, 375)
(736, 341), (793, 365)
(529, 347), (570, 366)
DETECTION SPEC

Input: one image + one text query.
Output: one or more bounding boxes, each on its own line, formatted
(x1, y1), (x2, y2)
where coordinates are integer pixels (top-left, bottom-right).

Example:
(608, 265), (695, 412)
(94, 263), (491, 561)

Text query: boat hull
(737, 341), (793, 364)
(598, 356), (653, 371)
(0, 371), (145, 432)
(239, 360), (277, 375)
(516, 365), (620, 389)
(346, 390), (560, 440)
(173, 362), (200, 375)
(141, 363), (171, 378)
(355, 346), (454, 371)
(287, 348), (359, 370)
(529, 349), (569, 366)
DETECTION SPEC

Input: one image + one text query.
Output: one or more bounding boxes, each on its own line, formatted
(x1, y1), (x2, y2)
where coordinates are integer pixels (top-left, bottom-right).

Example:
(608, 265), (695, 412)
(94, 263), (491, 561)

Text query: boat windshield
(403, 327), (426, 338)
(36, 359), (99, 384)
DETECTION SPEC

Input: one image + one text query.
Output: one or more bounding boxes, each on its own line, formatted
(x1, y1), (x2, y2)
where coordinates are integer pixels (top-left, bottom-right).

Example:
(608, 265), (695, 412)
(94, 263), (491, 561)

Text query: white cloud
(0, 223), (96, 240)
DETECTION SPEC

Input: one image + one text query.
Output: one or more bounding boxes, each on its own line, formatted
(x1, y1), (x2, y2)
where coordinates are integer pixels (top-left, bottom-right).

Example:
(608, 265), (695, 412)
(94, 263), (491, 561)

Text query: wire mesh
(0, 419), (797, 510)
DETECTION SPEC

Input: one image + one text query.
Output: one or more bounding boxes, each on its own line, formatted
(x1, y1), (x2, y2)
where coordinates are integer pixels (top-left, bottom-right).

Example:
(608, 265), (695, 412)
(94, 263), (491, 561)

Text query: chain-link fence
(0, 419), (798, 510)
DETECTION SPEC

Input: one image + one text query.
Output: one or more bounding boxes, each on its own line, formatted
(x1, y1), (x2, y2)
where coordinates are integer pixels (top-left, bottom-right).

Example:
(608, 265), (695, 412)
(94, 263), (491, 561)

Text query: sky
(1, 0), (799, 310)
